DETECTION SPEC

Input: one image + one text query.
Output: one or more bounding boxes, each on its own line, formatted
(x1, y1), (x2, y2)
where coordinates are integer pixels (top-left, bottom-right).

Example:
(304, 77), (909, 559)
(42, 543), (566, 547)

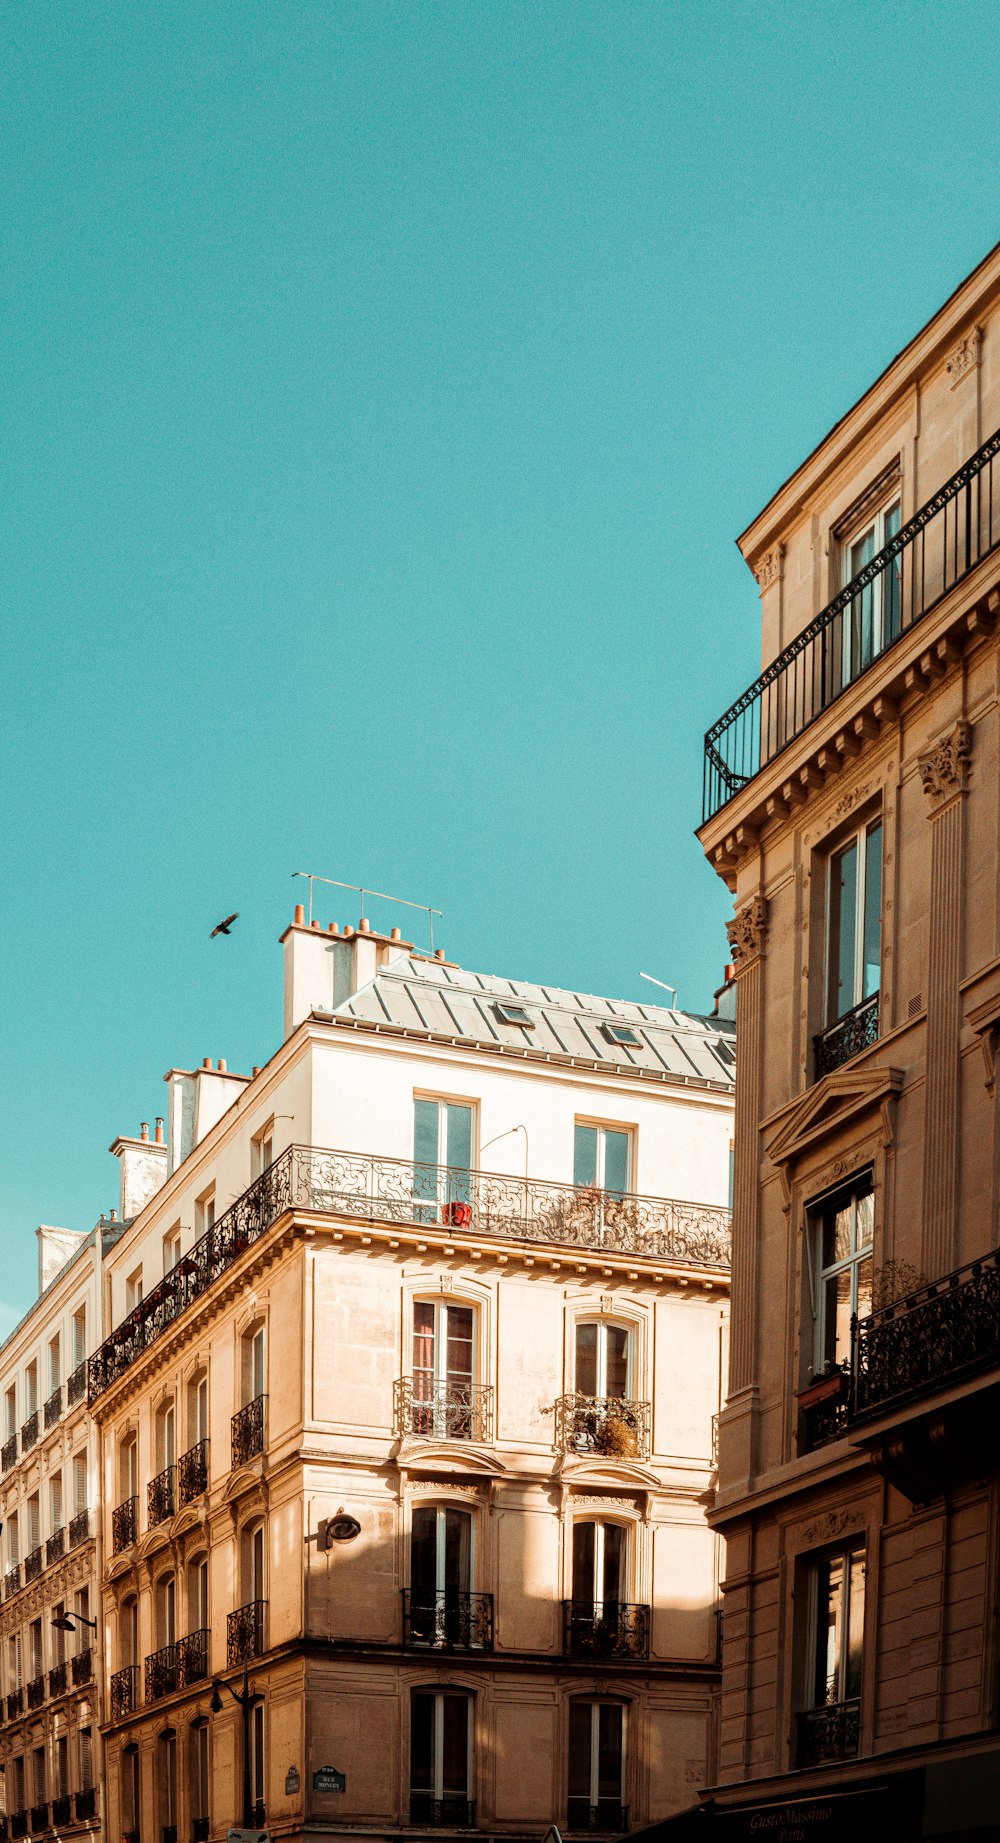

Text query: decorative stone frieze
(918, 720), (972, 806)
(946, 326), (982, 387)
(753, 545), (784, 594)
(726, 896), (768, 968)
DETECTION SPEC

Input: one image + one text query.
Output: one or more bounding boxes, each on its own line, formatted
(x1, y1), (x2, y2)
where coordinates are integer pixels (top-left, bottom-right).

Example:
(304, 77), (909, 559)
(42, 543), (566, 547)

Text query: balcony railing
(89, 1147), (731, 1402)
(145, 1642), (179, 1701)
(394, 1377), (493, 1443)
(796, 1698), (860, 1767)
(566, 1800), (628, 1833)
(24, 1546), (43, 1584)
(26, 1674), (45, 1709)
(227, 1599), (266, 1665)
(563, 1599), (650, 1660)
(1, 1434), (16, 1471)
(110, 1663), (140, 1719)
(148, 1463), (175, 1527)
(44, 1386), (62, 1429)
(798, 1366), (850, 1451)
(29, 1810), (47, 1836)
(409, 1796), (475, 1828)
(6, 1687), (22, 1719)
(4, 1564), (21, 1599)
(231, 1396), (266, 1468)
(52, 1798), (71, 1828)
(10, 1814), (27, 1840)
(48, 1662), (67, 1698)
(46, 1528), (65, 1566)
(851, 1246), (1000, 1421)
(20, 1411), (38, 1452)
(112, 1495), (138, 1553)
(67, 1361), (87, 1406)
(72, 1647), (93, 1686)
(192, 1820), (210, 1842)
(177, 1627), (210, 1686)
(554, 1393), (651, 1461)
(69, 1508), (90, 1548)
(177, 1439), (209, 1505)
(250, 1803), (266, 1830)
(75, 1789), (97, 1822)
(702, 425), (1000, 822)
(814, 992), (879, 1080)
(402, 1589), (494, 1651)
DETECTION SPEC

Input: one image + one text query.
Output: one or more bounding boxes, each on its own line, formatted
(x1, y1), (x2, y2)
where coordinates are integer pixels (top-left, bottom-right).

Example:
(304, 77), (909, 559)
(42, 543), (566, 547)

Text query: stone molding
(946, 326), (982, 387)
(918, 719), (972, 807)
(726, 896), (768, 969)
(753, 545), (784, 594)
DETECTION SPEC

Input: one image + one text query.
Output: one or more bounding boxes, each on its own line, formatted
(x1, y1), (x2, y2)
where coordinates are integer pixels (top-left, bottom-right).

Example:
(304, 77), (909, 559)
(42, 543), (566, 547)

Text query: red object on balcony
(441, 1200), (472, 1227)
(796, 1368), (848, 1413)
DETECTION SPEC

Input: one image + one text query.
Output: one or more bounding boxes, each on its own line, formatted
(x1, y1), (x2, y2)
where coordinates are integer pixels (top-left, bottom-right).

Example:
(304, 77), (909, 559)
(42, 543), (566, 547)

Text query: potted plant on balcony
(796, 1360), (849, 1413)
(595, 1412), (639, 1459)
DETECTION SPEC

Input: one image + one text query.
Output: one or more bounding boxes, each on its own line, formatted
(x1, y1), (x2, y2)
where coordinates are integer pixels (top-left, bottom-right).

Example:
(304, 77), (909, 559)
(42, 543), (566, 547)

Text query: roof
(329, 953), (736, 1089)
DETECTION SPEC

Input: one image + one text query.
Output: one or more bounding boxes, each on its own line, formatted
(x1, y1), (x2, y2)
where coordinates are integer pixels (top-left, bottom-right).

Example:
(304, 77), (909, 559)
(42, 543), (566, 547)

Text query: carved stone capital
(918, 720), (972, 807)
(753, 545), (784, 594)
(726, 895), (768, 969)
(946, 326), (982, 388)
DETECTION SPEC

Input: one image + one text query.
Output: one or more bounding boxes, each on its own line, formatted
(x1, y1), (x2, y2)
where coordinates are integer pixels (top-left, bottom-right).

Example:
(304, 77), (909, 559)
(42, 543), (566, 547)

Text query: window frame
(823, 818), (883, 1030)
(573, 1120), (633, 1195)
(839, 494), (902, 686)
(573, 1318), (634, 1400)
(409, 1687), (474, 1810)
(806, 1176), (874, 1379)
(567, 1698), (626, 1827)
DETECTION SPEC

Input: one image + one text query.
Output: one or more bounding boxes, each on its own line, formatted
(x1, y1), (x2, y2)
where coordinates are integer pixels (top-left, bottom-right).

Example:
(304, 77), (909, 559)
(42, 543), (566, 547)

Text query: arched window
(567, 1700), (626, 1832)
(572, 1519), (625, 1609)
(409, 1506), (483, 1648)
(409, 1688), (473, 1826)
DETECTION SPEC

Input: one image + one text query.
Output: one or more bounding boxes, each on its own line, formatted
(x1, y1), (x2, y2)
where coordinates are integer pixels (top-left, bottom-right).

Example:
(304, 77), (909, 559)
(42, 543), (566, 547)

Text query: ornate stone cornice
(726, 896), (768, 969)
(946, 326), (982, 388)
(753, 545), (784, 594)
(918, 720), (972, 807)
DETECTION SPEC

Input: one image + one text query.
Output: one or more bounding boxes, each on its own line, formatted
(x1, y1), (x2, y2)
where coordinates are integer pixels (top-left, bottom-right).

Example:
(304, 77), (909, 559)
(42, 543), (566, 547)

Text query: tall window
(8, 1633), (21, 1690)
(162, 1226), (182, 1275)
(26, 1495), (40, 1555)
(121, 1597), (139, 1667)
(12, 1756), (25, 1816)
(841, 498), (901, 685)
(28, 1620), (43, 1682)
(189, 1370), (209, 1445)
(251, 1127), (274, 1180)
(52, 1604), (66, 1664)
(250, 1701), (266, 1823)
(243, 1325), (266, 1406)
(574, 1124), (630, 1195)
(194, 1191), (215, 1238)
(156, 1574), (176, 1649)
(74, 1587), (90, 1650)
(412, 1301), (475, 1438)
(410, 1506), (474, 1647)
(188, 1555), (209, 1633)
(122, 1745), (140, 1840)
(120, 1433), (138, 1502)
(798, 1545), (866, 1767)
(825, 820), (882, 1029)
(8, 1511), (19, 1566)
(156, 1400), (176, 1473)
(50, 1470), (63, 1535)
(567, 1701), (626, 1831)
(410, 1689), (473, 1825)
(73, 1451), (88, 1516)
(25, 1362), (38, 1416)
(243, 1522), (266, 1605)
(125, 1268), (143, 1316)
(158, 1730), (178, 1842)
(414, 1098), (474, 1217)
(56, 1735), (69, 1800)
(32, 1746), (46, 1808)
(572, 1520), (625, 1612)
(575, 1321), (630, 1400)
(72, 1308), (87, 1369)
(810, 1181), (874, 1375)
(48, 1334), (61, 1392)
(79, 1728), (93, 1792)
(190, 1722), (210, 1835)
(4, 1385), (15, 1440)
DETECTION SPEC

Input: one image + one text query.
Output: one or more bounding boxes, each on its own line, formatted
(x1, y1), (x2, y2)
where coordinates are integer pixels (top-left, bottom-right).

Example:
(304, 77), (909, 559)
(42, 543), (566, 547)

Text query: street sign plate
(313, 1767), (346, 1793)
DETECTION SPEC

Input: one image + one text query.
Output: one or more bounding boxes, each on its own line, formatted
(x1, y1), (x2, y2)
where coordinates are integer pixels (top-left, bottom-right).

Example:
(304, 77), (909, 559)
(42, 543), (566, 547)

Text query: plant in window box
(796, 1360), (850, 1412)
(594, 1413), (639, 1459)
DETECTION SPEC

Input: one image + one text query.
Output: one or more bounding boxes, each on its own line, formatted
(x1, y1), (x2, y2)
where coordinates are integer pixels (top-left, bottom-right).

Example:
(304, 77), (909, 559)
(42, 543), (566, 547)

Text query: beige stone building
(87, 911), (734, 1843)
(679, 242), (1000, 1836)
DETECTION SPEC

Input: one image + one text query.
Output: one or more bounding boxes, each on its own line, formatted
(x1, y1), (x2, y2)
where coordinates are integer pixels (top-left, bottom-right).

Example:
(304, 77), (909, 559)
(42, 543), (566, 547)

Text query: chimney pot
(294, 903), (305, 926)
(252, 1065), (261, 1077)
(110, 1208), (118, 1222)
(202, 1057), (211, 1069)
(343, 925), (354, 938)
(328, 922), (339, 934)
(391, 927), (401, 941)
(435, 948), (445, 961)
(310, 918), (321, 930)
(154, 1118), (164, 1144)
(218, 1058), (227, 1073)
(359, 916), (371, 933)
(140, 1122), (149, 1141)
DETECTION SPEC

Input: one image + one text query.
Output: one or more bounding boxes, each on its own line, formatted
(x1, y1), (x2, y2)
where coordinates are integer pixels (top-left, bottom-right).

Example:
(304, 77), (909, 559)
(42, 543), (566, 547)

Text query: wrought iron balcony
(145, 1642), (179, 1701)
(231, 1395), (266, 1468)
(409, 1796), (475, 1828)
(703, 426), (1000, 822)
(148, 1463), (175, 1527)
(44, 1386), (62, 1429)
(798, 1365), (850, 1451)
(563, 1599), (650, 1660)
(10, 1814), (27, 1840)
(74, 1788), (96, 1822)
(29, 1810), (47, 1836)
(1, 1433), (16, 1471)
(112, 1495), (138, 1553)
(46, 1528), (65, 1566)
(227, 1599), (266, 1665)
(814, 993), (879, 1080)
(394, 1377), (493, 1442)
(554, 1393), (650, 1460)
(177, 1438), (209, 1505)
(177, 1626), (209, 1686)
(72, 1647), (93, 1686)
(566, 1801), (628, 1833)
(26, 1674), (44, 1709)
(110, 1663), (140, 1719)
(796, 1697), (860, 1767)
(52, 1798), (71, 1828)
(193, 1820), (210, 1842)
(69, 1508), (90, 1548)
(67, 1361), (87, 1406)
(88, 1147), (730, 1402)
(6, 1686), (23, 1718)
(402, 1589), (494, 1651)
(48, 1662), (67, 1698)
(852, 1246), (1000, 1422)
(24, 1546), (43, 1584)
(163, 1826), (178, 1843)
(20, 1411), (38, 1452)
(4, 1563), (21, 1599)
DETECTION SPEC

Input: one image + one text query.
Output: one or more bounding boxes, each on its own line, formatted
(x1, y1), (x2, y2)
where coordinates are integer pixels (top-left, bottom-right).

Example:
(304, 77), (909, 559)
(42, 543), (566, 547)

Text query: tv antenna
(293, 872), (443, 954)
(639, 970), (679, 1009)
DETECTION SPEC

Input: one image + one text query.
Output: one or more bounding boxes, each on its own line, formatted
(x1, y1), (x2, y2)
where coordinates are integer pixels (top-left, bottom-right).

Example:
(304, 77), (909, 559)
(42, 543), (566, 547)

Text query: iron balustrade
(6, 1687), (22, 1718)
(145, 1643), (179, 1702)
(163, 1827), (178, 1843)
(30, 1809), (47, 1835)
(798, 1371), (850, 1452)
(67, 1362), (87, 1406)
(75, 1789), (97, 1822)
(177, 1627), (210, 1686)
(110, 1664), (140, 1720)
(401, 1589), (494, 1651)
(20, 1411), (38, 1452)
(26, 1675), (44, 1709)
(124, 1831), (140, 1843)
(703, 426), (1000, 822)
(227, 1599), (266, 1665)
(250, 1802), (266, 1829)
(46, 1529), (65, 1567)
(51, 1798), (71, 1828)
(814, 993), (879, 1080)
(69, 1509), (90, 1548)
(554, 1393), (651, 1460)
(48, 1663), (67, 1698)
(71, 1647), (93, 1686)
(566, 1801), (628, 1833)
(851, 1246), (1000, 1421)
(231, 1396), (266, 1468)
(177, 1439), (209, 1505)
(112, 1495), (138, 1553)
(409, 1797), (475, 1828)
(24, 1546), (43, 1584)
(148, 1463), (175, 1527)
(88, 1147), (731, 1402)
(394, 1377), (493, 1443)
(1, 1434), (16, 1472)
(44, 1386), (62, 1430)
(193, 1820), (210, 1842)
(796, 1698), (860, 1767)
(562, 1599), (650, 1660)
(4, 1564), (21, 1599)
(10, 1816), (27, 1840)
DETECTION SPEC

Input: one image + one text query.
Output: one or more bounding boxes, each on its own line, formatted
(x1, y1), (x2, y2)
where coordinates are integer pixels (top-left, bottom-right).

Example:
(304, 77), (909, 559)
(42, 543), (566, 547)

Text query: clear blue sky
(2, 1), (997, 1327)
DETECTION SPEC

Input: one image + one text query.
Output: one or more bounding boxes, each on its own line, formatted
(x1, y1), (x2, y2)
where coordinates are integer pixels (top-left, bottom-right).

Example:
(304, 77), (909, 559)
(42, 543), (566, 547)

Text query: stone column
(918, 721), (972, 1279)
(722, 895), (768, 1488)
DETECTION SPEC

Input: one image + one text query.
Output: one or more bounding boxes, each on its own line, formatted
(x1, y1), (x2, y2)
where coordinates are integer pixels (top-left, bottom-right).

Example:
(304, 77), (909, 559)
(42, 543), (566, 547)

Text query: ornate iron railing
(89, 1147), (730, 1402)
(148, 1464), (175, 1527)
(20, 1411), (38, 1452)
(75, 1788), (97, 1822)
(409, 1796), (475, 1828)
(4, 1564), (21, 1599)
(402, 1589), (494, 1651)
(566, 1801), (628, 1833)
(46, 1528), (65, 1566)
(48, 1662), (67, 1698)
(145, 1643), (178, 1702)
(51, 1798), (72, 1828)
(703, 427), (1000, 822)
(193, 1820), (210, 1842)
(799, 1377), (850, 1451)
(24, 1546), (43, 1584)
(71, 1647), (93, 1686)
(177, 1439), (209, 1505)
(394, 1377), (493, 1442)
(231, 1396), (266, 1468)
(26, 1674), (44, 1709)
(10, 1813), (27, 1840)
(30, 1809), (48, 1835)
(177, 1627), (210, 1686)
(554, 1393), (651, 1460)
(796, 1697), (860, 1767)
(6, 1687), (22, 1719)
(814, 992), (879, 1080)
(112, 1495), (138, 1553)
(67, 1361), (87, 1406)
(110, 1663), (140, 1719)
(228, 1599), (266, 1665)
(1, 1434), (16, 1471)
(163, 1826), (178, 1843)
(851, 1245), (1000, 1421)
(69, 1508), (90, 1548)
(563, 1599), (650, 1660)
(44, 1386), (62, 1429)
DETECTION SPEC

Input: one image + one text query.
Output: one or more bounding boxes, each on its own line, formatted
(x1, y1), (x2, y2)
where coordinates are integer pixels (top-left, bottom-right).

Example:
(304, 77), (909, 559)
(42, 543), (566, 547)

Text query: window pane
(443, 1510), (471, 1591)
(575, 1323), (598, 1396)
(574, 1126), (598, 1189)
(846, 1552), (866, 1699)
(605, 1326), (629, 1399)
(414, 1101), (440, 1204)
(572, 1522), (596, 1602)
(413, 1302), (435, 1392)
(411, 1507), (437, 1593)
(602, 1525), (624, 1603)
(856, 1251), (873, 1326)
(822, 1201), (853, 1269)
(596, 1705), (623, 1800)
(410, 1694), (433, 1791)
(602, 1131), (629, 1197)
(440, 1694), (469, 1795)
(445, 1106), (473, 1202)
(445, 1307), (473, 1383)
(821, 1270), (852, 1368)
(817, 1554), (843, 1704)
(854, 1191), (874, 1250)
(567, 1704), (592, 1799)
(827, 841), (858, 1022)
(862, 824), (882, 999)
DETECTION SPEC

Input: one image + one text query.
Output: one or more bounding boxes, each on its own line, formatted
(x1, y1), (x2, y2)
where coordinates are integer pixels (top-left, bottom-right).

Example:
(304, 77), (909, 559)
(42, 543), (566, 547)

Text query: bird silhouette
(211, 912), (239, 937)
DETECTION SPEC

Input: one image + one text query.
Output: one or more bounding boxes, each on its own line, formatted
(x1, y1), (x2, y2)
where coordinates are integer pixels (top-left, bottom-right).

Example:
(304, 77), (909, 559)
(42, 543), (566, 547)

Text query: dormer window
(494, 1001), (533, 1028)
(603, 1023), (641, 1048)
(838, 495), (902, 686)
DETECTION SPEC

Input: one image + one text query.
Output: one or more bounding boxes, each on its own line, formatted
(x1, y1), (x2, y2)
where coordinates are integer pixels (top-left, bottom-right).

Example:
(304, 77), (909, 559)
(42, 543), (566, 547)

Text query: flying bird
(211, 913), (239, 938)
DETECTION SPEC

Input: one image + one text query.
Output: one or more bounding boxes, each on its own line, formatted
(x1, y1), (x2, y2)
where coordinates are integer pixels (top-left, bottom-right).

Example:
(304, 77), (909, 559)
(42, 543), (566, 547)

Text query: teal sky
(2, 1), (998, 1327)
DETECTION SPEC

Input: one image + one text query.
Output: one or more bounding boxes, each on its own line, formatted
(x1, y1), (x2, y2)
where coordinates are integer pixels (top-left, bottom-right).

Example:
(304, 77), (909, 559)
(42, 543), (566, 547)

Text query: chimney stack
(279, 907), (415, 1039)
(109, 1121), (169, 1220)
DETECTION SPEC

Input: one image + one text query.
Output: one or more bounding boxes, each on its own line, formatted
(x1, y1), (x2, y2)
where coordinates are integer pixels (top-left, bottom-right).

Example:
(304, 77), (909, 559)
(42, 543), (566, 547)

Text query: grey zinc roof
(331, 954), (735, 1088)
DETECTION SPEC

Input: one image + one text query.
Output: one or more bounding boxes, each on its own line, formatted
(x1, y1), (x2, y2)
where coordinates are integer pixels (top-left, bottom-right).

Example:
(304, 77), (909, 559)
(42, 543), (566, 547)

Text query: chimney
(280, 909), (414, 1039)
(712, 963), (737, 1021)
(109, 1123), (169, 1220)
(163, 1064), (250, 1175)
(36, 1226), (86, 1295)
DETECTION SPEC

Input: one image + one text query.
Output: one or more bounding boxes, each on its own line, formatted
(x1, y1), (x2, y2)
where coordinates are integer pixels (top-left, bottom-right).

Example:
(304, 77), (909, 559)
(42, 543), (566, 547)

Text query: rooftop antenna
(639, 971), (679, 1009)
(293, 872), (444, 955)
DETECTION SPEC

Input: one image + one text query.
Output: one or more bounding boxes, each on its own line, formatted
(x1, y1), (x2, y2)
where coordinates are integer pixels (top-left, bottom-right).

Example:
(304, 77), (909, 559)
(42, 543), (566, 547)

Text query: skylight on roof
(604, 1023), (642, 1047)
(494, 1001), (534, 1028)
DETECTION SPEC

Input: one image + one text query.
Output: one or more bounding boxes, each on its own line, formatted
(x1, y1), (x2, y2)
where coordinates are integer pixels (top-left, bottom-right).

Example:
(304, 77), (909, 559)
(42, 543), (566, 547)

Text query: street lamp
(51, 1613), (98, 1632)
(211, 1655), (255, 1829)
